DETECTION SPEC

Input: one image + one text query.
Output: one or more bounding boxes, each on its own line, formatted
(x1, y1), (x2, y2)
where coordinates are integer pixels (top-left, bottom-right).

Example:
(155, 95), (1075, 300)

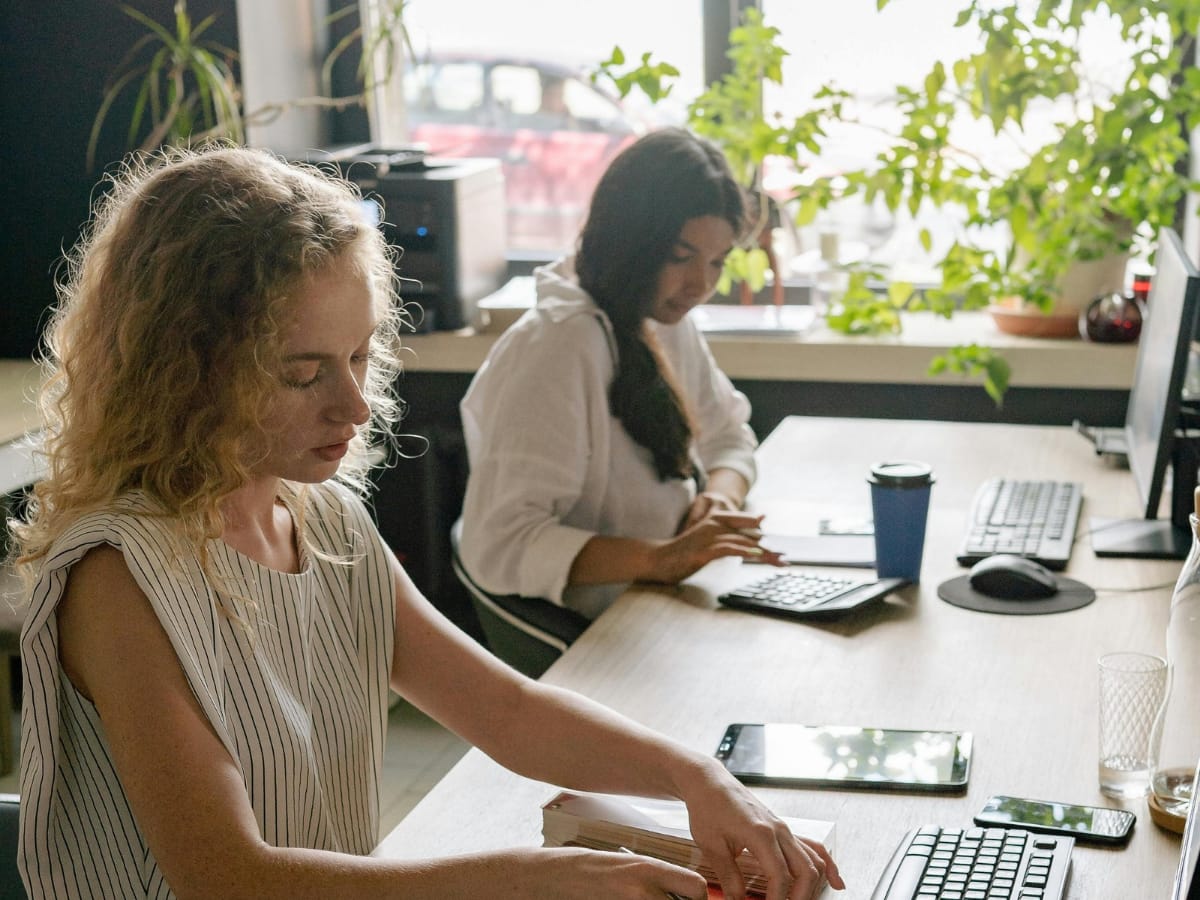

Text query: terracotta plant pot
(989, 251), (1130, 339)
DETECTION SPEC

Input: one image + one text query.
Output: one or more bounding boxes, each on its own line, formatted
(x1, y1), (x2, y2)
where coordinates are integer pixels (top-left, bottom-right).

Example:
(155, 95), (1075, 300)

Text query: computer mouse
(968, 554), (1059, 600)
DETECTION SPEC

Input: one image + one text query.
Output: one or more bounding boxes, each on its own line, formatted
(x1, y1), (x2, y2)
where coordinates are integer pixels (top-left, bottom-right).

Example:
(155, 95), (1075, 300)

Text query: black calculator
(719, 570), (908, 619)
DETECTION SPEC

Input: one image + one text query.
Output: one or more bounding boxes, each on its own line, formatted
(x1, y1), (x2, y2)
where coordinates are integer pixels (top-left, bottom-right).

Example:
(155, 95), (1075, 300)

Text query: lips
(314, 441), (350, 462)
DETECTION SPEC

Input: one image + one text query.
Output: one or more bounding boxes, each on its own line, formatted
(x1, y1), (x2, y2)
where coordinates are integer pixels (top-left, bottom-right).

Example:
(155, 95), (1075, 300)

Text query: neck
(218, 476), (302, 573)
(220, 476), (283, 533)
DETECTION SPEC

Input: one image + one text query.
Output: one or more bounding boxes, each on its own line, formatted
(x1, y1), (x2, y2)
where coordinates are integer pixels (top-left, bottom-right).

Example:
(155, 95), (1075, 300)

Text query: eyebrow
(282, 325), (380, 362)
(675, 238), (732, 258)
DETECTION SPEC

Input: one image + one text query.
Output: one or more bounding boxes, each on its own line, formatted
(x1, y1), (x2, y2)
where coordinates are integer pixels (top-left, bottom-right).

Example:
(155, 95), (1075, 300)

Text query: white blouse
(19, 484), (396, 899)
(459, 258), (757, 619)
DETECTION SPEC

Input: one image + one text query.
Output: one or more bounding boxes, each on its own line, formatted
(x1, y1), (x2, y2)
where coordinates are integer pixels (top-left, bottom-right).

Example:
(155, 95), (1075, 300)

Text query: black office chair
(0, 793), (25, 900)
(449, 521), (589, 679)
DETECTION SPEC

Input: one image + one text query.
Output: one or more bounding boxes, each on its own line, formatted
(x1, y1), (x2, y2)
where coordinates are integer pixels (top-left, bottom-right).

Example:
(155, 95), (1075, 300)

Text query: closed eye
(283, 365), (321, 389)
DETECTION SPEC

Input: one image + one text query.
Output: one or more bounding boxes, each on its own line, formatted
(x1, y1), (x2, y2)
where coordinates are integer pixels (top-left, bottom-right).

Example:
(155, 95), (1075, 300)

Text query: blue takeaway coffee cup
(868, 461), (935, 582)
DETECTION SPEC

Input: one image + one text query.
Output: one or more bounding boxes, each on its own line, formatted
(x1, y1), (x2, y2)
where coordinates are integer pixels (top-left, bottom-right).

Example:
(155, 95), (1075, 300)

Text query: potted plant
(807, 1), (1199, 319)
(596, 9), (841, 303)
(87, 0), (411, 170)
(596, 1), (1200, 404)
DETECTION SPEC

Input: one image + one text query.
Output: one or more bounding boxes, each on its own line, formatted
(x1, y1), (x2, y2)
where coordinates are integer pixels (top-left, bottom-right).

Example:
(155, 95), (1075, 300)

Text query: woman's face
(648, 215), (736, 325)
(257, 253), (378, 484)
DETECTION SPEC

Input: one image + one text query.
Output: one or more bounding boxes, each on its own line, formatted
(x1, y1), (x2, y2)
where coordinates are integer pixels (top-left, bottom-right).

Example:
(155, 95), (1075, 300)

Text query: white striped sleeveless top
(19, 483), (396, 899)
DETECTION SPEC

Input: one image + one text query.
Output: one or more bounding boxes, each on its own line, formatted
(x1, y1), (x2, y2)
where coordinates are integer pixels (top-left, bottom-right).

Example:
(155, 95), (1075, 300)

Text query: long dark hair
(576, 128), (747, 480)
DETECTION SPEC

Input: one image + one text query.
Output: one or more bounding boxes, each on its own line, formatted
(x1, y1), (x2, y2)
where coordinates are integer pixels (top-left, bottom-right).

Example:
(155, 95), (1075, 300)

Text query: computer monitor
(1091, 227), (1200, 559)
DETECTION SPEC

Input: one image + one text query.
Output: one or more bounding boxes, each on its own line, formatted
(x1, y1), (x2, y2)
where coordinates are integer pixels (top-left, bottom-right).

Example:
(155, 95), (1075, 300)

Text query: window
(761, 1), (1164, 284)
(400, 1), (700, 253)
(406, 61), (485, 120)
(397, 2), (1187, 272)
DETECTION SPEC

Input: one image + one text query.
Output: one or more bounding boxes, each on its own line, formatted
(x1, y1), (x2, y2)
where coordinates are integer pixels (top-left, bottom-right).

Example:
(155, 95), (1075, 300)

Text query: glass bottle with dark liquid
(1081, 291), (1143, 342)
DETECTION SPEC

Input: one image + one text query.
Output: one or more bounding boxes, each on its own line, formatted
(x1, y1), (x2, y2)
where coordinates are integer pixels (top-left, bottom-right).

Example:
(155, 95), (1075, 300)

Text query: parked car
(403, 52), (642, 252)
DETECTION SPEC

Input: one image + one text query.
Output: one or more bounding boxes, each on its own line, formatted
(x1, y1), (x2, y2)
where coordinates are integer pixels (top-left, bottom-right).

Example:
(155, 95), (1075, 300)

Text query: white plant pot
(1052, 252), (1131, 316)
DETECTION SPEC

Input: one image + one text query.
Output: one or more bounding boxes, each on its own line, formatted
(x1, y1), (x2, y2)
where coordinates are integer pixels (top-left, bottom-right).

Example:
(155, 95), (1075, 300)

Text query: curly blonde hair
(12, 144), (405, 579)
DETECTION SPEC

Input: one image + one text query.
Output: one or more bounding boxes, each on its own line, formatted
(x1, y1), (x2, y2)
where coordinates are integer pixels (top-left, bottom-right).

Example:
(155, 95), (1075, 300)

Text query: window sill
(399, 310), (1135, 391)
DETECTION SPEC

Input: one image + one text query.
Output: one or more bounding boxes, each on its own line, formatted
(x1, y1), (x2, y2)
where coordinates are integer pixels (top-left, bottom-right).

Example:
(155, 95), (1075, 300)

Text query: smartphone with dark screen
(714, 723), (972, 792)
(973, 794), (1136, 846)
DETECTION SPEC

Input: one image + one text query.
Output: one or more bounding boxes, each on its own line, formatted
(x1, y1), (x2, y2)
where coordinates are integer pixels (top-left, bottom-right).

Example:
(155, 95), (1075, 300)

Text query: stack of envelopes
(541, 791), (836, 896)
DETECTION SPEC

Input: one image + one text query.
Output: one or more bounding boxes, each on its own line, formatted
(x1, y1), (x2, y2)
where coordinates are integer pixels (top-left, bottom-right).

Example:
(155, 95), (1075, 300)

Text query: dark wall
(0, 0), (240, 358)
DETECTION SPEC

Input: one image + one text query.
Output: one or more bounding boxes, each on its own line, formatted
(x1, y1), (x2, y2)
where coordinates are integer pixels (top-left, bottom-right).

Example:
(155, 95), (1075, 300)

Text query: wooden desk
(376, 418), (1184, 896)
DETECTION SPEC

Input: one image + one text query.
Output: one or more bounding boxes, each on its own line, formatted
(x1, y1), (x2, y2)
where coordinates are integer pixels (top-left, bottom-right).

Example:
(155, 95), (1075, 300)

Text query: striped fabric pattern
(18, 484), (396, 899)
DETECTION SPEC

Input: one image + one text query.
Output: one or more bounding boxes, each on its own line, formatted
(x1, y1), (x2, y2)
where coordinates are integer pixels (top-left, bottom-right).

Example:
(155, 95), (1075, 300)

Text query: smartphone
(715, 723), (973, 792)
(974, 794), (1136, 846)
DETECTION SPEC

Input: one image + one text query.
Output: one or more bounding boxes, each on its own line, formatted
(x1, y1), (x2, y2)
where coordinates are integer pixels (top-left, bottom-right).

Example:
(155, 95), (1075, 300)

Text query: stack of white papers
(541, 791), (836, 896)
(689, 304), (817, 336)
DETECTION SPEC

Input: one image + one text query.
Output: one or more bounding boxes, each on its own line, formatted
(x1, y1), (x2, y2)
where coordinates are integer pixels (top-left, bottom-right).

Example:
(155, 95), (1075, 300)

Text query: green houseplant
(597, 9), (841, 300)
(86, 1), (242, 170)
(598, 1), (1200, 404)
(810, 1), (1199, 315)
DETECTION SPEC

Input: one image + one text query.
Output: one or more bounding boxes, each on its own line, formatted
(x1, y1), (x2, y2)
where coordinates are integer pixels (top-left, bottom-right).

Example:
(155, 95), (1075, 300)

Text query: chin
(651, 306), (690, 325)
(276, 460), (344, 485)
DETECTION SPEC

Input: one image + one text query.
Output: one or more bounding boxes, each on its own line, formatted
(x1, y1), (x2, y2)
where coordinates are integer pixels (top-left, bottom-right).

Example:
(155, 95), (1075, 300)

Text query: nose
(687, 258), (718, 297)
(329, 367), (371, 426)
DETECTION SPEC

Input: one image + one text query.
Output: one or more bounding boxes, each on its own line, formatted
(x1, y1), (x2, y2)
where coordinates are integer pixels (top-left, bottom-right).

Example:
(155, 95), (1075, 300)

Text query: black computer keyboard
(718, 570), (907, 619)
(957, 478), (1083, 571)
(871, 825), (1073, 900)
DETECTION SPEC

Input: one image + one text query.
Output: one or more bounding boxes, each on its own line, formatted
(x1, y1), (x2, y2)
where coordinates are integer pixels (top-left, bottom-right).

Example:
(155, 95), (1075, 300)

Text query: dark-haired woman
(458, 128), (783, 619)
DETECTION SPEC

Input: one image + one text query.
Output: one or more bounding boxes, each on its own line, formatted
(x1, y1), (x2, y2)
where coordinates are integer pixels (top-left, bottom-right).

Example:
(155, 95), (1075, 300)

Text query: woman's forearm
(703, 467), (750, 508)
(475, 678), (715, 801)
(566, 502), (766, 588)
(566, 534), (660, 585)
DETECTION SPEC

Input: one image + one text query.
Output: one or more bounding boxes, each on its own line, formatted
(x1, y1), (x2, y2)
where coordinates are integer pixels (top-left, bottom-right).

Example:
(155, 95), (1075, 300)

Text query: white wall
(236, 0), (331, 154)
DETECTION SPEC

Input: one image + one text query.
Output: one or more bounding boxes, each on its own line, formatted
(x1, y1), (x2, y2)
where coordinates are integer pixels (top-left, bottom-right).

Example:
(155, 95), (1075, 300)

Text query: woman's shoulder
(48, 493), (177, 559)
(300, 481), (384, 555)
(503, 294), (613, 363)
(303, 481), (365, 528)
(25, 495), (203, 632)
(306, 480), (378, 521)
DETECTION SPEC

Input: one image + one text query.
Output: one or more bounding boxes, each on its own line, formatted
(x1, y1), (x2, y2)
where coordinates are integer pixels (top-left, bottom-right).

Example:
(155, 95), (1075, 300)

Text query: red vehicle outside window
(404, 53), (641, 252)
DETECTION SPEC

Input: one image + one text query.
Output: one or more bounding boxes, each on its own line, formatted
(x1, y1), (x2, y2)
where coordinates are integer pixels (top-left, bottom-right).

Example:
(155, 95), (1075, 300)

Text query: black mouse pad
(937, 575), (1095, 615)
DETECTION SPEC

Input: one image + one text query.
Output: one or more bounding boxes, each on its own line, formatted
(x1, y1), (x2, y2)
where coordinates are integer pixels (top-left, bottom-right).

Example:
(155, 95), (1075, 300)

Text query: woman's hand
(492, 846), (709, 899)
(683, 489), (740, 530)
(645, 510), (784, 584)
(678, 762), (845, 900)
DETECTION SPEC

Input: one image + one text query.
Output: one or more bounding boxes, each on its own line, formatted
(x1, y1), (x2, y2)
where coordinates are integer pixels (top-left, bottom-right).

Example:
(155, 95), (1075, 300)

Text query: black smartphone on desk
(974, 794), (1136, 846)
(715, 723), (973, 792)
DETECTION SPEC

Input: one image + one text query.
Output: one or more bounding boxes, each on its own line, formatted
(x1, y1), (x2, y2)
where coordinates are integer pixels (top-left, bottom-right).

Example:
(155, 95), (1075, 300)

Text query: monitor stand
(1089, 517), (1191, 559)
(1090, 435), (1200, 560)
